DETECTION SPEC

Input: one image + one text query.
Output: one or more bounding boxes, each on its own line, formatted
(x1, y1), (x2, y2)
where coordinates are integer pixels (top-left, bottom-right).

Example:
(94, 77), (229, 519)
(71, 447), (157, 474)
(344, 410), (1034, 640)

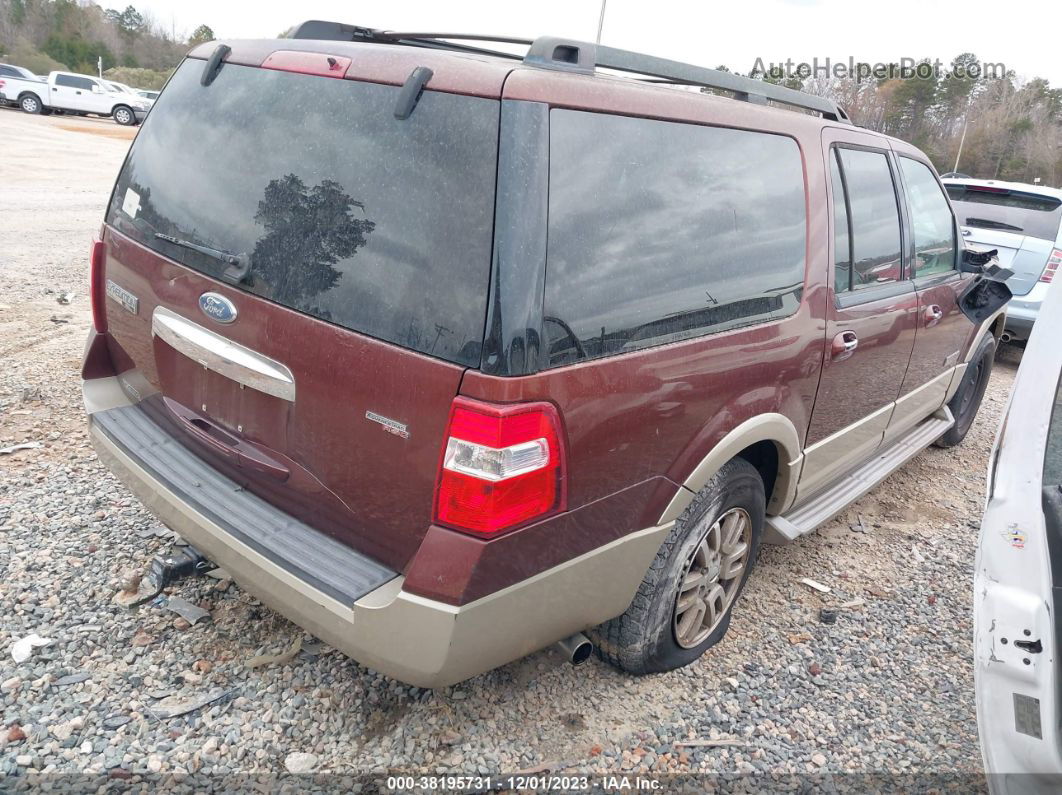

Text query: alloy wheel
(673, 506), (752, 649)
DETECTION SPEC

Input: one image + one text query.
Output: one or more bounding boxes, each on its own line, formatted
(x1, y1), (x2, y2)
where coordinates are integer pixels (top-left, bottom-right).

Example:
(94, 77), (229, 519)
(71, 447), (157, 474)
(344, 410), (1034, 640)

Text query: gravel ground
(0, 106), (1016, 790)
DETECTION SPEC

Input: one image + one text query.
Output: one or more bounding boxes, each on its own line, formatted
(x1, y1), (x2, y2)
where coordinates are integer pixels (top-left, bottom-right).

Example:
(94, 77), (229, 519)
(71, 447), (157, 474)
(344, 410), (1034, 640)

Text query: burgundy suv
(82, 22), (1009, 686)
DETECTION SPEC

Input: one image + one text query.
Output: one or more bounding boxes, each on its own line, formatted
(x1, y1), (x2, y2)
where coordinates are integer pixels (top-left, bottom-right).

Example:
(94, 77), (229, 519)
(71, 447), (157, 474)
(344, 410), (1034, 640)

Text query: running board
(765, 409), (954, 543)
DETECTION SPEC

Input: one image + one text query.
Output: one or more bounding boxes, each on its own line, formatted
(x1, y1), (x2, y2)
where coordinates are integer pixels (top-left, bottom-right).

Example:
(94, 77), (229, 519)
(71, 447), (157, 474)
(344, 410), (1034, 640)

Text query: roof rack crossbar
(286, 21), (850, 123)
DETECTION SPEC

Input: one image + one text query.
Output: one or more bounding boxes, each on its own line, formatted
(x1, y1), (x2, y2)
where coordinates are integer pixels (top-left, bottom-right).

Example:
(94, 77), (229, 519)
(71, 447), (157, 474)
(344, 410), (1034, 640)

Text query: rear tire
(19, 93), (41, 114)
(935, 331), (996, 448)
(590, 458), (764, 675)
(113, 105), (135, 126)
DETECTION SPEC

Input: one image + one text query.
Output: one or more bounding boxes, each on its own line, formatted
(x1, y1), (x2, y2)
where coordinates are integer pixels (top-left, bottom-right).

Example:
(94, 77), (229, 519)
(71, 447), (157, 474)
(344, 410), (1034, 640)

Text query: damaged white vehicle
(975, 274), (1062, 790)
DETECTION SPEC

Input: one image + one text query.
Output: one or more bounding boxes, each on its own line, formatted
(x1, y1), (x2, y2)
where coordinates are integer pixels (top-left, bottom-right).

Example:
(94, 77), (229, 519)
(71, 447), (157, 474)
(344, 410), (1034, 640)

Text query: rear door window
(837, 148), (903, 290)
(107, 59), (499, 367)
(55, 74), (84, 88)
(945, 185), (1062, 241)
(831, 150), (852, 292)
(900, 158), (957, 277)
(543, 110), (807, 367)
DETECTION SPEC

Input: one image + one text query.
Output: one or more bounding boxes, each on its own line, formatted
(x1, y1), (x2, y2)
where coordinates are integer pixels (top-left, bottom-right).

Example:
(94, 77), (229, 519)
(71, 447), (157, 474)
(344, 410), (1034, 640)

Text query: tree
(188, 24), (214, 46)
(251, 175), (375, 307)
(106, 5), (145, 36)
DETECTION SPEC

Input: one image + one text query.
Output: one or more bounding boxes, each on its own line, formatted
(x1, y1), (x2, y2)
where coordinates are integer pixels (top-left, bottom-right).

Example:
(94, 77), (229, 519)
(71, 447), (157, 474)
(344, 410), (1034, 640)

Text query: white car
(975, 274), (1062, 789)
(2, 70), (150, 125)
(107, 80), (155, 108)
(945, 178), (1062, 346)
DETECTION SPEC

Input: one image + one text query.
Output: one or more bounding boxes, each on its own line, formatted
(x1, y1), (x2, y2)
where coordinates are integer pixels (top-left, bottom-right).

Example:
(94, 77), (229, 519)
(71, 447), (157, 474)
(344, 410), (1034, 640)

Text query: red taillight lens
(434, 398), (567, 537)
(1040, 249), (1062, 284)
(90, 239), (107, 333)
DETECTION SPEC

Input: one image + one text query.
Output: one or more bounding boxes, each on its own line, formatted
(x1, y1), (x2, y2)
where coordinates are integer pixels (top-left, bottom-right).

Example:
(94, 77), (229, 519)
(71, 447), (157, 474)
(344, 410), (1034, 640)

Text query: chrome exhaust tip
(1000, 331), (1013, 343)
(557, 632), (593, 666)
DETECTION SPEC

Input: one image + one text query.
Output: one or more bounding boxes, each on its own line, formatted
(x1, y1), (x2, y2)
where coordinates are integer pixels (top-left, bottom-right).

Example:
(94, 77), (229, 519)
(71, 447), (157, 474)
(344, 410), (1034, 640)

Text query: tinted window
(0, 66), (16, 77)
(831, 150), (852, 292)
(945, 184), (1062, 241)
(838, 148), (903, 290)
(56, 74), (95, 90)
(901, 158), (956, 277)
(107, 61), (499, 367)
(543, 110), (806, 367)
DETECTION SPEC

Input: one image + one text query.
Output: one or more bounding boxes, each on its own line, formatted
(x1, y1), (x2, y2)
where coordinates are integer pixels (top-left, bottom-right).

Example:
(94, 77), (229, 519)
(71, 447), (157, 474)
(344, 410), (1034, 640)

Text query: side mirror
(91, 84), (102, 93)
(961, 246), (998, 274)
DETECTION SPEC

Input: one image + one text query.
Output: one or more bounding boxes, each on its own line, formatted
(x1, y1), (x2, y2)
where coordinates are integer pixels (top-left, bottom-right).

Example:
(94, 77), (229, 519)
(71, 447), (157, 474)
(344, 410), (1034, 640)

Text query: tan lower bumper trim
(89, 410), (669, 687)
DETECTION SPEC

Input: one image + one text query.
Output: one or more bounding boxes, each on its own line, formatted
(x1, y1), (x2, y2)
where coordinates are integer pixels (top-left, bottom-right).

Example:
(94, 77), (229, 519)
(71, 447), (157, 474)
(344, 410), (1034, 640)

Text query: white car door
(50, 74), (89, 111)
(975, 275), (1062, 791)
(84, 77), (115, 114)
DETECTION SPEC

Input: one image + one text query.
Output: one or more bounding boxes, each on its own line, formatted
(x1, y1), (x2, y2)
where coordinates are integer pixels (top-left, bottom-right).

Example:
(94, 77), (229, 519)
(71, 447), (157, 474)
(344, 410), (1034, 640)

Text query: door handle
(924, 305), (944, 327)
(51, 87), (57, 91)
(831, 330), (858, 362)
(163, 397), (290, 481)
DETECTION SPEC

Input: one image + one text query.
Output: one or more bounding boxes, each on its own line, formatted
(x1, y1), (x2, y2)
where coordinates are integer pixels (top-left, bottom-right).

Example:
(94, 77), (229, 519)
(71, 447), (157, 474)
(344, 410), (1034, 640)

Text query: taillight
(434, 397), (567, 537)
(90, 238), (107, 333)
(1040, 249), (1062, 283)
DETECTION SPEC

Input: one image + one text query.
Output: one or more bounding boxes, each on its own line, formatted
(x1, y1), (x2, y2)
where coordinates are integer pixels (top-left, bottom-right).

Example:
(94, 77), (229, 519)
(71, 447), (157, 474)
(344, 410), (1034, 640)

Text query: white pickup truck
(0, 70), (150, 125)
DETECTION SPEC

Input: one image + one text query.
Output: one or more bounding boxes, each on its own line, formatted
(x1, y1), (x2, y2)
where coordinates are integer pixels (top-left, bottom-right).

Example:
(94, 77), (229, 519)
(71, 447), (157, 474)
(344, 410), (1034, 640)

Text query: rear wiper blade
(965, 217), (1023, 233)
(154, 233), (251, 284)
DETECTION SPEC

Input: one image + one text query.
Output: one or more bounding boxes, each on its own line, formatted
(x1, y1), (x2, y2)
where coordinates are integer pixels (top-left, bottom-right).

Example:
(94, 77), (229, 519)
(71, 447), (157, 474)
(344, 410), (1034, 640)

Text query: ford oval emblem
(198, 292), (237, 324)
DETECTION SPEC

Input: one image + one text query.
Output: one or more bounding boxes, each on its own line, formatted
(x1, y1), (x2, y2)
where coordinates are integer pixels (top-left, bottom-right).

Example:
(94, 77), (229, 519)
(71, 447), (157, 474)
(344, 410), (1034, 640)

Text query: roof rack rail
(287, 21), (851, 123)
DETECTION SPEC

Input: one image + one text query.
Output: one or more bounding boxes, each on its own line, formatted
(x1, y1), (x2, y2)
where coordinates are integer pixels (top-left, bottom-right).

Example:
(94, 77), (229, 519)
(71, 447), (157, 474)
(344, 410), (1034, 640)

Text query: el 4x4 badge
(1001, 524), (1027, 549)
(365, 411), (409, 440)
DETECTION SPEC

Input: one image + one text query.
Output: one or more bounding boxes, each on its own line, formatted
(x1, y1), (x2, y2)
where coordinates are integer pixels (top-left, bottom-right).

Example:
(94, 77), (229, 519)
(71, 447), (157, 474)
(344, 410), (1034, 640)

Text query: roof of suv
(188, 23), (860, 137)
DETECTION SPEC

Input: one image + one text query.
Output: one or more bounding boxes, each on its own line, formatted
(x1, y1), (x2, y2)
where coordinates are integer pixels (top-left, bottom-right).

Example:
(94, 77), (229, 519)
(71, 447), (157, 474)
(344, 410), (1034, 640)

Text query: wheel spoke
(676, 597), (707, 643)
(676, 589), (701, 612)
(681, 569), (709, 593)
(720, 544), (748, 580)
(721, 511), (746, 551)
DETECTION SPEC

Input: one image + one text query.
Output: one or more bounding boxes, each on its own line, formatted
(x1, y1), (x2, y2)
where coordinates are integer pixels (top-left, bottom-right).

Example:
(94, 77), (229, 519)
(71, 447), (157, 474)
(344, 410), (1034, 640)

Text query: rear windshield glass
(945, 185), (1062, 241)
(107, 59), (499, 367)
(542, 110), (806, 368)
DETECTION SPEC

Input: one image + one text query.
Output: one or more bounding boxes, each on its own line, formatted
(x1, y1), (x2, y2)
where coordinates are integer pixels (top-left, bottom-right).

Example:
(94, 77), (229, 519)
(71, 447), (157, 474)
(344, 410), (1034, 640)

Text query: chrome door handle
(831, 330), (858, 362)
(925, 305), (944, 327)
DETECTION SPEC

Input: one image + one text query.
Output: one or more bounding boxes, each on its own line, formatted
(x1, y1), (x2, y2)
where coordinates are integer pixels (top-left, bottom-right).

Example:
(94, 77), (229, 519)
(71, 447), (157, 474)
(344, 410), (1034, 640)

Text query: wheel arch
(658, 413), (803, 525)
(966, 306), (1007, 363)
(18, 90), (41, 103)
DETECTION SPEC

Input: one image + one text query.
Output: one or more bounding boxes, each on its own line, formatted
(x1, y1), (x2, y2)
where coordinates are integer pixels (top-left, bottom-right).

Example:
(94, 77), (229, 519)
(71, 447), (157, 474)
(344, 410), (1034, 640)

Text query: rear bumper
(86, 376), (668, 687)
(133, 110), (148, 123)
(1004, 283), (1047, 340)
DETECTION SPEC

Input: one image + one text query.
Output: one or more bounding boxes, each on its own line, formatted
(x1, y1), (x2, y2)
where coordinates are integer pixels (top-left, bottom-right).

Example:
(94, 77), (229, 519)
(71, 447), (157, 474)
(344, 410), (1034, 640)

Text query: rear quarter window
(542, 110), (807, 368)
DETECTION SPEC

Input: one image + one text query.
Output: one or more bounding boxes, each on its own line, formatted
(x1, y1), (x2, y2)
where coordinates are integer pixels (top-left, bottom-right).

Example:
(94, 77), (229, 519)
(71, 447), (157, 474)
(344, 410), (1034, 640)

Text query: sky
(132, 0), (1062, 86)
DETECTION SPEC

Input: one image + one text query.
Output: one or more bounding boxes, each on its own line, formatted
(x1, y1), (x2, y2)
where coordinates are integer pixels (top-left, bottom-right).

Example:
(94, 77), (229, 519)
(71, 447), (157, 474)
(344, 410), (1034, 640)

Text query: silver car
(944, 178), (1062, 344)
